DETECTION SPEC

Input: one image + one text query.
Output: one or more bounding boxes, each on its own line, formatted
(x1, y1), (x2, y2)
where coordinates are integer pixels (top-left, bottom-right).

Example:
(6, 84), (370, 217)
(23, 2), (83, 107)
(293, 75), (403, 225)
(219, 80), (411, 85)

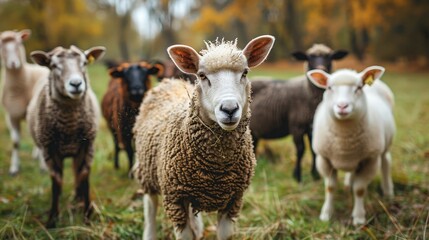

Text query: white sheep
(0, 29), (49, 175)
(307, 66), (395, 225)
(133, 35), (275, 240)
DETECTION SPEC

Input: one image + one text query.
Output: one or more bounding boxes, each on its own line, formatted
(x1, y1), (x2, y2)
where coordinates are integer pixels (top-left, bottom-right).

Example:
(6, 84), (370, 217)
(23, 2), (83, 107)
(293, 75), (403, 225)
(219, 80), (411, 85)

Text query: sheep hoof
(352, 216), (366, 226)
(46, 219), (57, 228)
(319, 212), (331, 222)
(311, 170), (321, 180)
(9, 169), (19, 177)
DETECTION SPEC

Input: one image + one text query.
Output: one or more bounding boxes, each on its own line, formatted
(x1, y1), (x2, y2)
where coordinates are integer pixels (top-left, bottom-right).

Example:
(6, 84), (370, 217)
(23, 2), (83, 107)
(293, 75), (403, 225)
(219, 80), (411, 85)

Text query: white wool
(306, 43), (333, 55)
(199, 38), (246, 73)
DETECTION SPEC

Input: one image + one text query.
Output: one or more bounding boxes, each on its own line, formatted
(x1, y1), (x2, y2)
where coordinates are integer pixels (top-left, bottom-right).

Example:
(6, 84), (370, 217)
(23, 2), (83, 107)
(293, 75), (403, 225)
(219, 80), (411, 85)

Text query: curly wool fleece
(133, 79), (256, 229)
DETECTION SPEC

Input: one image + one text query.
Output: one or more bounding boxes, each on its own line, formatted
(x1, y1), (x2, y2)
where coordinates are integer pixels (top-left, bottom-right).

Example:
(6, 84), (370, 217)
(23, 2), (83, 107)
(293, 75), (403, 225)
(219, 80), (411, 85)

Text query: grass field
(0, 63), (428, 239)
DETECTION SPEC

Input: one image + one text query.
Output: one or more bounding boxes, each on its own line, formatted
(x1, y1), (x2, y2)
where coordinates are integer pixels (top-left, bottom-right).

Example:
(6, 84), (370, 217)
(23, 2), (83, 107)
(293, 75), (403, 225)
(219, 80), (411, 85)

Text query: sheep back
(250, 77), (324, 138)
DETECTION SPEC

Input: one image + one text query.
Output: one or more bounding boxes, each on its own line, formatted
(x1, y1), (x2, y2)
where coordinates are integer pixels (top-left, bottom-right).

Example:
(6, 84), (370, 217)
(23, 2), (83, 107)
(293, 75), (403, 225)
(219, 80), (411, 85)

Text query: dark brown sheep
(27, 45), (105, 228)
(101, 61), (160, 175)
(250, 44), (348, 183)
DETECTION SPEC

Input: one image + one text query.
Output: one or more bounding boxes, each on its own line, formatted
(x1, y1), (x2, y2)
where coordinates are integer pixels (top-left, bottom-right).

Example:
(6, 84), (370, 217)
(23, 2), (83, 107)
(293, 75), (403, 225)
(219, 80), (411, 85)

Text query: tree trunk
(285, 0), (302, 51)
(118, 13), (130, 60)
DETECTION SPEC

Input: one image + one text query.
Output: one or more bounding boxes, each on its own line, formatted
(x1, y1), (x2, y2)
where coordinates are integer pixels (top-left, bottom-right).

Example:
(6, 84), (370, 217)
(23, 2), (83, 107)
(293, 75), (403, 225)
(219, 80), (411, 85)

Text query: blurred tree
(92, 0), (142, 60)
(0, 0), (103, 52)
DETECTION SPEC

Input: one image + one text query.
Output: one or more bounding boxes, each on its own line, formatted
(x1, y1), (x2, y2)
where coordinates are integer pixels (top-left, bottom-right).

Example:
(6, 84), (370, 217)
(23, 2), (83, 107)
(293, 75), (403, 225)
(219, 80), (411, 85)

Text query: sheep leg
(164, 198), (192, 240)
(189, 205), (204, 240)
(292, 134), (305, 183)
(46, 156), (64, 228)
(307, 131), (320, 180)
(316, 155), (337, 221)
(73, 145), (93, 223)
(344, 172), (354, 189)
(380, 151), (394, 198)
(351, 157), (378, 225)
(113, 133), (120, 169)
(6, 115), (20, 175)
(217, 212), (234, 240)
(125, 140), (134, 178)
(33, 147), (48, 172)
(143, 194), (158, 240)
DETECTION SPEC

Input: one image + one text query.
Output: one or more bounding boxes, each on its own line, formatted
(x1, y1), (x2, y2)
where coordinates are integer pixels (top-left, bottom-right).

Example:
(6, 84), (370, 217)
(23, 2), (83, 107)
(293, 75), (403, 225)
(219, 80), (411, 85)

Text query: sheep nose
(337, 102), (349, 110)
(70, 79), (82, 89)
(220, 102), (239, 117)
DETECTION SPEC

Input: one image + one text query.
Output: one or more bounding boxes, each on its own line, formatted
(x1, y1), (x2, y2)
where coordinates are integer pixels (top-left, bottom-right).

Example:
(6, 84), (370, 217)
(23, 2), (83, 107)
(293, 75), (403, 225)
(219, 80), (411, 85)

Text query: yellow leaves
(192, 0), (261, 36)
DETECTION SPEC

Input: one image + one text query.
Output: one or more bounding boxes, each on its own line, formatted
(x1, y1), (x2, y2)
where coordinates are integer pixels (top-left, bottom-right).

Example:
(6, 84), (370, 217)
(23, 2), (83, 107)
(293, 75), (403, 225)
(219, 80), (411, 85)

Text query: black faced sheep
(101, 61), (160, 174)
(0, 29), (49, 175)
(250, 44), (348, 183)
(27, 45), (105, 228)
(133, 36), (274, 239)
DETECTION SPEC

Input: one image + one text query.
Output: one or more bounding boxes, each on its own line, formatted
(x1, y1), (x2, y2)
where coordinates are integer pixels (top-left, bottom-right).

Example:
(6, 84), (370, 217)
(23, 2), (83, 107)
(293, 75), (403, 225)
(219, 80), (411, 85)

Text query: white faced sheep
(27, 45), (105, 228)
(101, 61), (161, 174)
(133, 35), (274, 240)
(0, 29), (50, 175)
(307, 66), (395, 225)
(250, 44), (348, 182)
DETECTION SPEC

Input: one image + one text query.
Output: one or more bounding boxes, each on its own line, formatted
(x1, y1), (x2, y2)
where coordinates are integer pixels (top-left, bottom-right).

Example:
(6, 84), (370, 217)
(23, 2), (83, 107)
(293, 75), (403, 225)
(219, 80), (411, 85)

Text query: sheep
(307, 66), (395, 225)
(153, 59), (197, 83)
(101, 61), (161, 174)
(27, 45), (105, 228)
(0, 29), (50, 175)
(250, 44), (348, 183)
(133, 35), (275, 240)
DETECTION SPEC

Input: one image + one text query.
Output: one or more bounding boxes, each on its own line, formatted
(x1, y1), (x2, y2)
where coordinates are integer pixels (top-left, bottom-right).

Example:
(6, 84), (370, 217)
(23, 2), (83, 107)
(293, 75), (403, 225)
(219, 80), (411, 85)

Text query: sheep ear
(167, 45), (200, 74)
(148, 63), (163, 76)
(104, 59), (119, 69)
(151, 62), (165, 79)
(109, 68), (124, 78)
(243, 35), (275, 68)
(307, 69), (330, 89)
(291, 51), (308, 61)
(331, 50), (348, 60)
(31, 51), (50, 67)
(360, 66), (385, 86)
(85, 46), (106, 64)
(19, 29), (31, 41)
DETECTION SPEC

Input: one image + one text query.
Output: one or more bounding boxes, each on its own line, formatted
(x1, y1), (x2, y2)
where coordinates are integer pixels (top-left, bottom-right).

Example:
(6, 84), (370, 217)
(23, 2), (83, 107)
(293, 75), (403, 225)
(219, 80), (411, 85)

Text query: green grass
(0, 64), (428, 239)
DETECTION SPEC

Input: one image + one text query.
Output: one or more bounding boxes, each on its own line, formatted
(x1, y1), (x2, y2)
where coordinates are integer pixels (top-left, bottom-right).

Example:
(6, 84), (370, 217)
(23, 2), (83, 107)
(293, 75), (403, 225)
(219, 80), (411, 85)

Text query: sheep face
(292, 44), (348, 73)
(109, 62), (160, 102)
(307, 66), (385, 120)
(31, 46), (105, 100)
(168, 35), (275, 131)
(0, 29), (31, 70)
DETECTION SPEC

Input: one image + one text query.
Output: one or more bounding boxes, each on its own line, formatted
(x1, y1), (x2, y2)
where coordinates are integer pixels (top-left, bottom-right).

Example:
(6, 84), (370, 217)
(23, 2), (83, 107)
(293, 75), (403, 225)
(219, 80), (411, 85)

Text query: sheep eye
(198, 72), (211, 86)
(198, 72), (206, 80)
(242, 69), (249, 78)
(355, 85), (363, 93)
(327, 86), (332, 91)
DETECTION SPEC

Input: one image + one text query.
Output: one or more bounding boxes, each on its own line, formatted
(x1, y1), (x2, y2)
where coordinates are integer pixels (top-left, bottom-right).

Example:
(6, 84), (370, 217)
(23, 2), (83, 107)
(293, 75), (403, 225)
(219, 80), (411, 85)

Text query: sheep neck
(327, 112), (367, 138)
(186, 86), (251, 170)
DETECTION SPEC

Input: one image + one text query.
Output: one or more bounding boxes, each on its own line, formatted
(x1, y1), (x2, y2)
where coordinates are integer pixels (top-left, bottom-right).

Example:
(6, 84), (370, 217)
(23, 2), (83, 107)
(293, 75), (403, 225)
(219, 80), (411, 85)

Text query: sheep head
(168, 35), (275, 131)
(307, 66), (385, 120)
(292, 44), (348, 73)
(108, 61), (160, 102)
(0, 29), (31, 70)
(31, 45), (105, 100)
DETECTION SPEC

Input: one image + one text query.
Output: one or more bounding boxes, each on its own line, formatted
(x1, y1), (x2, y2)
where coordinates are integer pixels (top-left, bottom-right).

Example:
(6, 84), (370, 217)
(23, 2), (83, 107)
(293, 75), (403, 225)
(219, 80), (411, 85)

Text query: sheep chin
(218, 121), (240, 131)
